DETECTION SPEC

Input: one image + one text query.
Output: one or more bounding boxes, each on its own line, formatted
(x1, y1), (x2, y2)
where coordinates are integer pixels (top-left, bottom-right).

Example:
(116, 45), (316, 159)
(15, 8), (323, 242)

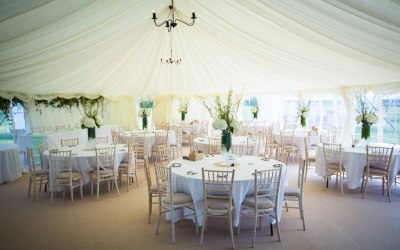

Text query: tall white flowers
(80, 97), (104, 129)
(355, 92), (379, 125)
(200, 89), (241, 134)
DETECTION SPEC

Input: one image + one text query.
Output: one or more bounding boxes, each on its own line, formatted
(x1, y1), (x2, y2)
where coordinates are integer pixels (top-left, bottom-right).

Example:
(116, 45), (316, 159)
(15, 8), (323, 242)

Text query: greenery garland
(35, 96), (104, 114)
(0, 96), (25, 125)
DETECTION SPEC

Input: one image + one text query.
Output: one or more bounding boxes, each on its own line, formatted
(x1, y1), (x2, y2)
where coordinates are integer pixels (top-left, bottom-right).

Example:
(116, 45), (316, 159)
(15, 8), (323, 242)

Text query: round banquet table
(42, 143), (130, 191)
(118, 130), (176, 157)
(193, 136), (264, 156)
(316, 143), (400, 189)
(273, 130), (320, 156)
(169, 155), (287, 227)
(0, 144), (25, 184)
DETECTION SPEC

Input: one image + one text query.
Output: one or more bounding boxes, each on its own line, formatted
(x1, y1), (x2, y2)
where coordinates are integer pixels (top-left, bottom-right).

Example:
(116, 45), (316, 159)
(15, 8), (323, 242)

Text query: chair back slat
(253, 167), (282, 206)
(60, 138), (79, 147)
(366, 145), (394, 171)
(323, 142), (341, 165)
(95, 146), (116, 170)
(49, 150), (72, 180)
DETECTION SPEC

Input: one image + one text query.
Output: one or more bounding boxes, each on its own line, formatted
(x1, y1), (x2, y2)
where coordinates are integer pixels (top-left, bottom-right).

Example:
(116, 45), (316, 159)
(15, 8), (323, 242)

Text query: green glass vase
(361, 121), (370, 140)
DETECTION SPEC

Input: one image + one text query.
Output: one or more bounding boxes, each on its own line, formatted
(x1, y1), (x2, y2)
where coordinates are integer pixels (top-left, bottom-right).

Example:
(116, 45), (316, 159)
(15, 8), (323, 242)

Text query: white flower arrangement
(80, 98), (103, 129)
(200, 89), (241, 134)
(297, 98), (310, 128)
(138, 108), (151, 118)
(178, 99), (189, 114)
(212, 119), (228, 131)
(297, 99), (310, 118)
(138, 97), (153, 118)
(81, 116), (96, 128)
(250, 106), (258, 114)
(355, 92), (379, 125)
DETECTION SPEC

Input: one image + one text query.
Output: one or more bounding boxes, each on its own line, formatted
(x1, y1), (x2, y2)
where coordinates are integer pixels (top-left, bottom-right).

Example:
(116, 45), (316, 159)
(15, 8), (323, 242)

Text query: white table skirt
(0, 144), (25, 184)
(17, 126), (116, 150)
(273, 130), (320, 157)
(170, 124), (202, 135)
(193, 136), (265, 156)
(119, 130), (176, 157)
(170, 155), (287, 227)
(42, 144), (129, 191)
(315, 143), (400, 189)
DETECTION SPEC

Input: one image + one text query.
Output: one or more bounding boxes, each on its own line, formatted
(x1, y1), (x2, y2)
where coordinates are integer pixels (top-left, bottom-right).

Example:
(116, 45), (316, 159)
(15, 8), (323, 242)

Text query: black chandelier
(161, 32), (181, 64)
(152, 0), (196, 32)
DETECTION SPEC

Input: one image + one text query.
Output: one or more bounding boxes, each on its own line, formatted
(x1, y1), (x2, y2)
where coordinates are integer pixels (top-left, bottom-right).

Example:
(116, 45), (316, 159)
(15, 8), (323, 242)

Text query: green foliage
(35, 96), (104, 113)
(0, 96), (25, 125)
(139, 97), (154, 109)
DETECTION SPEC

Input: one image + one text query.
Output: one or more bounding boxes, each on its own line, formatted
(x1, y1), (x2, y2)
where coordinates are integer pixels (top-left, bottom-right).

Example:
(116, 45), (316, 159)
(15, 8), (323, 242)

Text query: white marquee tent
(0, 0), (399, 132)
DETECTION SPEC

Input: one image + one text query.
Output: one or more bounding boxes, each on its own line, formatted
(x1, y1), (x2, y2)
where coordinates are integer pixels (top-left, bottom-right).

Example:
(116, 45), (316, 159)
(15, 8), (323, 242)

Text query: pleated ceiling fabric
(0, 0), (399, 99)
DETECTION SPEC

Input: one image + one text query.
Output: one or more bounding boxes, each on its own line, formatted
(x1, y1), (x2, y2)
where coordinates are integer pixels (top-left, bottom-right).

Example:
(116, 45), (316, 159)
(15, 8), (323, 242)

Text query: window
(382, 97), (400, 144)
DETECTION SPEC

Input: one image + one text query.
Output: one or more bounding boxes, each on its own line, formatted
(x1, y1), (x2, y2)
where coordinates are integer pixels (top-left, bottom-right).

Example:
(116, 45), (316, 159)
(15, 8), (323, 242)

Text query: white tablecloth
(193, 136), (264, 156)
(42, 144), (129, 191)
(0, 144), (25, 184)
(119, 130), (176, 157)
(241, 124), (265, 136)
(170, 155), (287, 227)
(315, 144), (400, 189)
(273, 130), (320, 156)
(17, 125), (117, 150)
(170, 124), (202, 135)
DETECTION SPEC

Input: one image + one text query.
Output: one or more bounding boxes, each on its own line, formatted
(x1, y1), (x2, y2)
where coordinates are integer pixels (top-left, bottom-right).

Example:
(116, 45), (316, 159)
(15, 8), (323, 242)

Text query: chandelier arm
(175, 18), (195, 26)
(153, 19), (167, 27)
(152, 6), (173, 27)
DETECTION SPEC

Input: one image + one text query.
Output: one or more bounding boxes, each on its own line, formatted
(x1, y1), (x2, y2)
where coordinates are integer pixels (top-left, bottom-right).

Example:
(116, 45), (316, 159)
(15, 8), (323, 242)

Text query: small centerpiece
(80, 98), (104, 148)
(178, 99), (189, 121)
(250, 104), (258, 119)
(200, 89), (241, 163)
(355, 92), (378, 140)
(138, 97), (153, 130)
(297, 98), (310, 129)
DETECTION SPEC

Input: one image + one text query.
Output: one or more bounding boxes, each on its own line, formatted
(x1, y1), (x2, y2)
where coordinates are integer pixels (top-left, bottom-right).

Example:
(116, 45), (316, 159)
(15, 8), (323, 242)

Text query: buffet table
(0, 144), (25, 184)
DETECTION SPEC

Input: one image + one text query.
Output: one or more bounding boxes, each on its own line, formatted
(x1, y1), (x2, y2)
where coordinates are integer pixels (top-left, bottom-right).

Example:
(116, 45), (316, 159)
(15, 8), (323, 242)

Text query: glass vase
(87, 127), (96, 148)
(300, 116), (306, 128)
(87, 127), (96, 140)
(181, 112), (186, 121)
(142, 115), (148, 130)
(361, 121), (370, 140)
(221, 130), (232, 154)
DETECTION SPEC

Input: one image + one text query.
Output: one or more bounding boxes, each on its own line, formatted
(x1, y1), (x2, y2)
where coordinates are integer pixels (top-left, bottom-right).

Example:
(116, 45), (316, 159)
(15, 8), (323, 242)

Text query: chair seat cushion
(56, 172), (81, 180)
(327, 163), (342, 171)
(36, 169), (49, 176)
(284, 187), (300, 197)
(90, 169), (114, 175)
(162, 192), (192, 205)
(206, 197), (231, 210)
(243, 196), (274, 209)
(366, 167), (387, 175)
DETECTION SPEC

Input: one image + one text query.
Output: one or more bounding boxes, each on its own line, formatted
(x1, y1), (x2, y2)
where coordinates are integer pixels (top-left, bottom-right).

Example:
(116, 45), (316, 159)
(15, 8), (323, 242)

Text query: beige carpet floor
(1, 151), (400, 250)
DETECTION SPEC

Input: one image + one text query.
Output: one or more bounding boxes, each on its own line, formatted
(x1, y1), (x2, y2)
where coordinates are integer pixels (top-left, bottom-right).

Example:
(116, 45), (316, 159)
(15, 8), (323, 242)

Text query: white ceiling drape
(0, 0), (399, 99)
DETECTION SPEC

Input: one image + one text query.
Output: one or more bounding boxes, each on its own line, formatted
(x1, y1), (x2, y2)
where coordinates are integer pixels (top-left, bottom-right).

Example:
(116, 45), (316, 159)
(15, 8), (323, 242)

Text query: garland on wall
(35, 96), (104, 114)
(0, 96), (26, 125)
